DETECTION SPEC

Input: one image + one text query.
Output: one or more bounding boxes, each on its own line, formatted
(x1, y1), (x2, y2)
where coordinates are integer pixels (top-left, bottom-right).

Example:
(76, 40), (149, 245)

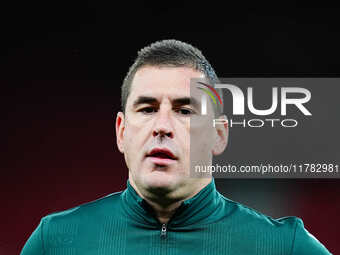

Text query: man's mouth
(146, 148), (177, 165)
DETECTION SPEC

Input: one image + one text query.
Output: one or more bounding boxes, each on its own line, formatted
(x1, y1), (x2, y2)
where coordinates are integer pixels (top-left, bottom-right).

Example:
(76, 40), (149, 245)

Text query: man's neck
(146, 199), (183, 224)
(129, 178), (212, 224)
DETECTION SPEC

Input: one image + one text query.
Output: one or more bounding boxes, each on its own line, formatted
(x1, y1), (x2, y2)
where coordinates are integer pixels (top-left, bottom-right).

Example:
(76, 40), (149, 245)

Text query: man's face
(116, 66), (227, 199)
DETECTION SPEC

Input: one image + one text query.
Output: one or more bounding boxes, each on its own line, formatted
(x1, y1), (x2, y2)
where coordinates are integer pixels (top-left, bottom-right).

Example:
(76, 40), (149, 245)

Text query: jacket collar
(121, 178), (225, 228)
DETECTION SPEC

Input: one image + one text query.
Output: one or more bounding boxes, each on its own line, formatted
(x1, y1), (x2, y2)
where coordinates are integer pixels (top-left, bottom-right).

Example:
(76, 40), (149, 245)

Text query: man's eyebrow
(133, 96), (158, 108)
(172, 97), (200, 108)
(132, 96), (200, 108)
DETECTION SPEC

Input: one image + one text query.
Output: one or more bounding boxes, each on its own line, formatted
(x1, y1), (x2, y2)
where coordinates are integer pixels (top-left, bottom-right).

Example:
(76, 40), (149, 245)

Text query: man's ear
(115, 111), (125, 153)
(212, 115), (229, 155)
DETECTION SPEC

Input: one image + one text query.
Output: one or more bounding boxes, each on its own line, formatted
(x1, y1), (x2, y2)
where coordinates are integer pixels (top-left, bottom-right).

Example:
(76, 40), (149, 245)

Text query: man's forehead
(128, 66), (205, 102)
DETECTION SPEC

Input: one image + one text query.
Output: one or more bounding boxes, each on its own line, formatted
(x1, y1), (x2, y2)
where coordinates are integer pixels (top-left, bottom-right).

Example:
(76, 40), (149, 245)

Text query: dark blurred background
(1, 1), (339, 254)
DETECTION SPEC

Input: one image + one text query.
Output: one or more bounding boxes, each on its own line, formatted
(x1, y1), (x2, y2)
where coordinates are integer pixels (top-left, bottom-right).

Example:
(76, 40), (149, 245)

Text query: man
(21, 40), (332, 254)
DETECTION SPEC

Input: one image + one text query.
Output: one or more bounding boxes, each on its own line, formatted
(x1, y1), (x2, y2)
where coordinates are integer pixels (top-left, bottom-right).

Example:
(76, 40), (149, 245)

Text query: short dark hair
(121, 39), (222, 115)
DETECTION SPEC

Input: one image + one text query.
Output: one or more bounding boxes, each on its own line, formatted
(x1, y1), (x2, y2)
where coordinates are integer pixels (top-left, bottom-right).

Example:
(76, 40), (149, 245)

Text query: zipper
(160, 223), (167, 238)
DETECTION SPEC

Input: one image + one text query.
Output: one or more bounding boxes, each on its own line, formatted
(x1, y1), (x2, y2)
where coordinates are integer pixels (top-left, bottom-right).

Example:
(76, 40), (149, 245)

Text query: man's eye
(175, 108), (193, 115)
(139, 107), (157, 114)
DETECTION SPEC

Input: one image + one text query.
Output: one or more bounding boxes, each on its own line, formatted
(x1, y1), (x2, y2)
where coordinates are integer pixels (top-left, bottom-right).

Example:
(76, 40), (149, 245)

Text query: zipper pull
(160, 223), (167, 238)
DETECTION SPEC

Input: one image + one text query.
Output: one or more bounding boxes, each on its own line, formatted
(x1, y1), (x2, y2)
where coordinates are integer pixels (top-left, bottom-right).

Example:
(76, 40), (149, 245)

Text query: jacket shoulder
(219, 194), (299, 230)
(219, 194), (332, 254)
(42, 191), (123, 225)
(21, 191), (124, 254)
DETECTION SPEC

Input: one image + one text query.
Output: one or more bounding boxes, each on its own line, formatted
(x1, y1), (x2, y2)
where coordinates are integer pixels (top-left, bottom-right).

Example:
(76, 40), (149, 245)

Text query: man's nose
(152, 108), (174, 139)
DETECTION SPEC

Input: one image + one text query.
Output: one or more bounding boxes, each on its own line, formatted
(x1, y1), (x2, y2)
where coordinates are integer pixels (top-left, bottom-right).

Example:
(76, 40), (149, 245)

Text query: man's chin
(143, 172), (180, 192)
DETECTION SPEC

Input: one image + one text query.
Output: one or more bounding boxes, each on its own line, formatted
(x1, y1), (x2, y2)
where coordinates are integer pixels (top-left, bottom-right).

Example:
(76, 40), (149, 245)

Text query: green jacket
(21, 179), (332, 255)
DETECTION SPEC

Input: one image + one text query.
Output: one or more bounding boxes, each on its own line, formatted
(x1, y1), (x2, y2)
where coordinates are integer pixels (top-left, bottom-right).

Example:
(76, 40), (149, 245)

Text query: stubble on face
(120, 66), (216, 202)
